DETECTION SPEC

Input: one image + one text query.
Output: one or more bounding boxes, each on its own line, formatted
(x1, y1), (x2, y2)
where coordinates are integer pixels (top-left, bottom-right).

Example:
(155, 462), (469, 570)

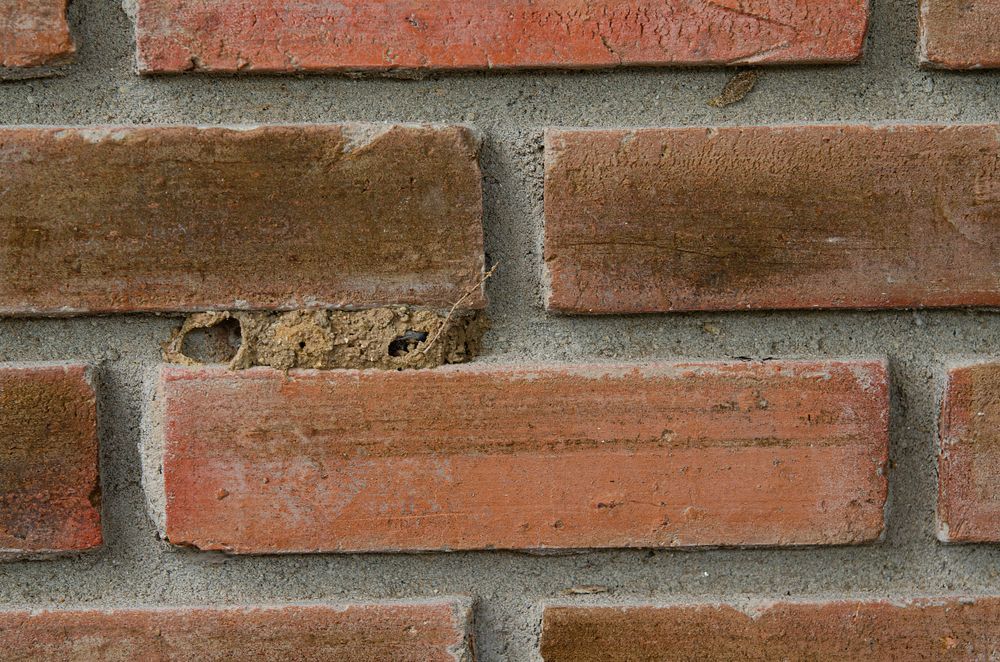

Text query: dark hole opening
(181, 318), (242, 364)
(388, 330), (429, 357)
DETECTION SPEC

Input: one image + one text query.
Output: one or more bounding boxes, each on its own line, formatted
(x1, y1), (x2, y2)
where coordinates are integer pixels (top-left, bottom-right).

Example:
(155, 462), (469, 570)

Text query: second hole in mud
(388, 330), (429, 357)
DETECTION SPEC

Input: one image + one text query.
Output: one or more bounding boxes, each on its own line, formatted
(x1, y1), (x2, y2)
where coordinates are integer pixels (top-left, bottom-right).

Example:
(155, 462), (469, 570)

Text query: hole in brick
(388, 330), (428, 357)
(180, 318), (242, 364)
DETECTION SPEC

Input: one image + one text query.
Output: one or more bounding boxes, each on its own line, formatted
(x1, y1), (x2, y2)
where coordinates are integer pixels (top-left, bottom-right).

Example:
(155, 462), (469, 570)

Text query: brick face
(540, 599), (1000, 661)
(938, 362), (1000, 542)
(1, 0), (999, 651)
(0, 125), (484, 315)
(0, 601), (473, 661)
(135, 0), (869, 74)
(920, 0), (1000, 69)
(0, 0), (74, 72)
(0, 364), (100, 557)
(151, 360), (888, 553)
(544, 125), (1000, 313)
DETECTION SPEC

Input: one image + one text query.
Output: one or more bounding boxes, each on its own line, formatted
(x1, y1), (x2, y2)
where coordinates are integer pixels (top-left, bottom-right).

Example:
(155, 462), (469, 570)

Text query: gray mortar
(138, 362), (166, 536)
(0, 0), (998, 660)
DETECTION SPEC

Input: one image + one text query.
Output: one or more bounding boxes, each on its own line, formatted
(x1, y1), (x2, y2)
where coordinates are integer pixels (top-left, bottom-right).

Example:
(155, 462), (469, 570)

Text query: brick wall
(0, 0), (998, 659)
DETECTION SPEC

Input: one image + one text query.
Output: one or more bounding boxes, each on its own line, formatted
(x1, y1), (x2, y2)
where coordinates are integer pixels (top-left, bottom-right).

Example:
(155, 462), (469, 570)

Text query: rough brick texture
(151, 360), (888, 553)
(0, 0), (74, 73)
(0, 600), (473, 661)
(0, 125), (484, 315)
(544, 124), (1000, 313)
(135, 0), (869, 74)
(920, 0), (1000, 69)
(0, 364), (100, 557)
(938, 362), (1000, 542)
(540, 598), (1000, 661)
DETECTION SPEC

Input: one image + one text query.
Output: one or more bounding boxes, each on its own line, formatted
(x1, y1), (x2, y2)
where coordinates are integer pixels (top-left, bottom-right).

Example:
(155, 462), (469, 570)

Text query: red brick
(0, 125), (484, 314)
(544, 124), (1000, 313)
(540, 598), (1000, 661)
(0, 364), (100, 557)
(150, 360), (888, 553)
(920, 0), (1000, 69)
(0, 0), (74, 73)
(938, 362), (1000, 542)
(0, 600), (473, 661)
(135, 0), (869, 75)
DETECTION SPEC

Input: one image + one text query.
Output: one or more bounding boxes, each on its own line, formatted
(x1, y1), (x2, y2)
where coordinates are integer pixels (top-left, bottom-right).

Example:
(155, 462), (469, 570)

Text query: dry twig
(420, 262), (499, 354)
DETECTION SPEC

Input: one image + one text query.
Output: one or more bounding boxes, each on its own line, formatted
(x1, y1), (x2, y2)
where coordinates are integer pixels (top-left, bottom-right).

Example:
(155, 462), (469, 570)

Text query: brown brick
(135, 0), (869, 75)
(0, 0), (74, 73)
(540, 599), (1000, 661)
(920, 0), (1000, 69)
(544, 125), (1000, 313)
(0, 125), (484, 315)
(938, 362), (1000, 542)
(0, 600), (474, 661)
(149, 360), (888, 553)
(0, 364), (100, 557)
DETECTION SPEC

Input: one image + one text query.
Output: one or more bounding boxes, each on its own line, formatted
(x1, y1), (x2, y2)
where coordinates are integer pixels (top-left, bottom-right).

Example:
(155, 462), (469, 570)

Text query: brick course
(0, 600), (473, 661)
(544, 124), (1000, 313)
(920, 0), (1000, 69)
(0, 364), (100, 557)
(0, 125), (484, 314)
(0, 0), (74, 73)
(150, 360), (889, 553)
(938, 362), (1000, 542)
(541, 599), (1000, 660)
(135, 0), (869, 74)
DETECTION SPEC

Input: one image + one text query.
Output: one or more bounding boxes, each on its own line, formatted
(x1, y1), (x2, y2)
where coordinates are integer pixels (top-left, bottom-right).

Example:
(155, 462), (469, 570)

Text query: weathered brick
(0, 364), (100, 557)
(540, 599), (1000, 661)
(135, 0), (869, 75)
(938, 362), (1000, 542)
(544, 125), (1000, 313)
(0, 0), (74, 74)
(920, 0), (1000, 69)
(0, 600), (473, 661)
(0, 125), (484, 315)
(149, 360), (888, 553)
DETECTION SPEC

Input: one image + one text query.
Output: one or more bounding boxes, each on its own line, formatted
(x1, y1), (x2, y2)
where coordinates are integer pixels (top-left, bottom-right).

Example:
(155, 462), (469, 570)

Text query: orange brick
(135, 0), (869, 74)
(149, 360), (889, 553)
(0, 600), (473, 661)
(920, 0), (1000, 69)
(938, 362), (1000, 542)
(0, 364), (100, 557)
(541, 599), (1000, 661)
(0, 0), (74, 72)
(544, 125), (1000, 313)
(0, 125), (484, 314)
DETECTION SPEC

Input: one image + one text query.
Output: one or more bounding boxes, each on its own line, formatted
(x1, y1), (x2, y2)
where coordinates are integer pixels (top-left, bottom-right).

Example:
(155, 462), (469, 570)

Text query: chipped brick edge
(448, 597), (477, 662)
